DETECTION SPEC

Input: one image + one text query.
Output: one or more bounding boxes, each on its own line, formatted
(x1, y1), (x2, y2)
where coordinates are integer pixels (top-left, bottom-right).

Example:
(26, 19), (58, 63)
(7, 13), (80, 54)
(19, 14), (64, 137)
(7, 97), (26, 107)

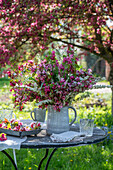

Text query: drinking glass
(0, 109), (15, 121)
(80, 119), (94, 136)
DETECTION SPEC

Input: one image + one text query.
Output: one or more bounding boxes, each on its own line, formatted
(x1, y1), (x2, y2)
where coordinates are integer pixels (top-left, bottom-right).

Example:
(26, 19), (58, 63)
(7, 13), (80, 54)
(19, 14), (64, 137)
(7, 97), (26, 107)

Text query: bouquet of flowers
(8, 50), (96, 111)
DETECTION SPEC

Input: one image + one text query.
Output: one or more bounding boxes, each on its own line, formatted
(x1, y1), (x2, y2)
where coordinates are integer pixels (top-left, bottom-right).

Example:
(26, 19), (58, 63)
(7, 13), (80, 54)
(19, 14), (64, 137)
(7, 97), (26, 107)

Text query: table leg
(1, 150), (18, 170)
(38, 148), (57, 170)
(38, 149), (49, 170)
(45, 148), (57, 170)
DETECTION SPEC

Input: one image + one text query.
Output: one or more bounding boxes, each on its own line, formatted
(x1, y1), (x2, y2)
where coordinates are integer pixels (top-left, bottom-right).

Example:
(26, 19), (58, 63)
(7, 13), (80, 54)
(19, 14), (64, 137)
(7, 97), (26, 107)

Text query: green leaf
(28, 77), (39, 84)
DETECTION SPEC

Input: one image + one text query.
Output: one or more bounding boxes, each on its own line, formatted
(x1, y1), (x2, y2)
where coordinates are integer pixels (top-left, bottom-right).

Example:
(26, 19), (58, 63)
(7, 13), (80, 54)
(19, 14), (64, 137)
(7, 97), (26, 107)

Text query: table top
(21, 124), (107, 149)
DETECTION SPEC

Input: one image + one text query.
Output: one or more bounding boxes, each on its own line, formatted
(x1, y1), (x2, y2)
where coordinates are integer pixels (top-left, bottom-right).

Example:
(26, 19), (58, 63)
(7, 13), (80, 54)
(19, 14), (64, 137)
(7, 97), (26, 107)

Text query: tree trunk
(105, 61), (110, 80)
(108, 65), (113, 116)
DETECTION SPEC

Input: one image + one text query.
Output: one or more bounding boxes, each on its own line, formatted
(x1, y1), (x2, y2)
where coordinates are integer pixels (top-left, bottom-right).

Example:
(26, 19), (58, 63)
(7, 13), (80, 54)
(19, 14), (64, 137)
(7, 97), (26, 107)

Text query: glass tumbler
(80, 119), (94, 137)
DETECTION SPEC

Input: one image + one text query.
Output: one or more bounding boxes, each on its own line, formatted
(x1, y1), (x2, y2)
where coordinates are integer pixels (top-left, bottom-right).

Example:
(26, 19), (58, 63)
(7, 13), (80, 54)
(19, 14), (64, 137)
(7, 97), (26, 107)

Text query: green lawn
(0, 142), (113, 170)
(0, 78), (10, 87)
(0, 78), (113, 170)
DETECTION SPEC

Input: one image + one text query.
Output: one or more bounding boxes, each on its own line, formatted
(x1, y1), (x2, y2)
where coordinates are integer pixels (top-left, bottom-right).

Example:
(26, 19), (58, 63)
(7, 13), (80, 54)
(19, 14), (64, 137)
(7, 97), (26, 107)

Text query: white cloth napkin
(50, 131), (83, 143)
(0, 136), (27, 151)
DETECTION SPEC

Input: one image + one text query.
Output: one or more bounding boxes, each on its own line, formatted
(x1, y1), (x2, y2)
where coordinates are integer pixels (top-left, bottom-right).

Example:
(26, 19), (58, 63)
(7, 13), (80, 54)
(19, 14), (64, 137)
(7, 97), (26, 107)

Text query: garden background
(1, 1), (113, 169)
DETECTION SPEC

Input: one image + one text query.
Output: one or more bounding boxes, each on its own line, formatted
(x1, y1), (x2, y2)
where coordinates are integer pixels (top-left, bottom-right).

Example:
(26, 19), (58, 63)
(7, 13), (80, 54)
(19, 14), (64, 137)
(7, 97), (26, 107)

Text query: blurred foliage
(0, 78), (10, 87)
(72, 91), (112, 128)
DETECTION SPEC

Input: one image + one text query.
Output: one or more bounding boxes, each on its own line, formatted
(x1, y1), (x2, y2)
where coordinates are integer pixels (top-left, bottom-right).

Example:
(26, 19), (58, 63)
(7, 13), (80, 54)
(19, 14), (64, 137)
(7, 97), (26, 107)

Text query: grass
(0, 78), (113, 170)
(0, 77), (10, 88)
(0, 143), (113, 170)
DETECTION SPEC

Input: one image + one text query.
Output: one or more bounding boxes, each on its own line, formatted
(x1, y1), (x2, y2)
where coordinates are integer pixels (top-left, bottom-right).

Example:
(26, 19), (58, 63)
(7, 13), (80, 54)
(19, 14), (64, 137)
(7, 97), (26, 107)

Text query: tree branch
(50, 36), (100, 56)
(109, 0), (113, 17)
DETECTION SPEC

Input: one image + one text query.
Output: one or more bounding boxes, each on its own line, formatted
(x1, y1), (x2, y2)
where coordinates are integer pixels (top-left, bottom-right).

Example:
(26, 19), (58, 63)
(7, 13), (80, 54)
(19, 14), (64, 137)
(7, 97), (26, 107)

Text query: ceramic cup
(30, 108), (46, 122)
(80, 119), (94, 136)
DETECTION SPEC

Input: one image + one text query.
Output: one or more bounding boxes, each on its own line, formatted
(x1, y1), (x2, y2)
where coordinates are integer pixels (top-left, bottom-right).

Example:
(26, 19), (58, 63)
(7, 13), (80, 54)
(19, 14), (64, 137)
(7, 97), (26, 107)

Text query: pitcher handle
(30, 111), (35, 121)
(68, 106), (77, 126)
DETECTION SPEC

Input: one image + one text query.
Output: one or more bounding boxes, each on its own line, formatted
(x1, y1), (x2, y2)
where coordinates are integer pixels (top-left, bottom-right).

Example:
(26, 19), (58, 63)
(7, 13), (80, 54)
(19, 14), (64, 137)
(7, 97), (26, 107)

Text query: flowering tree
(1, 1), (113, 112)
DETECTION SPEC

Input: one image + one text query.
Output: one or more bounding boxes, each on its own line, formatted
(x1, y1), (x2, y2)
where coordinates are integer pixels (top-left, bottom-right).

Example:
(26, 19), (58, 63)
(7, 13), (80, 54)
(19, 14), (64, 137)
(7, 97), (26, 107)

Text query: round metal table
(1, 125), (107, 170)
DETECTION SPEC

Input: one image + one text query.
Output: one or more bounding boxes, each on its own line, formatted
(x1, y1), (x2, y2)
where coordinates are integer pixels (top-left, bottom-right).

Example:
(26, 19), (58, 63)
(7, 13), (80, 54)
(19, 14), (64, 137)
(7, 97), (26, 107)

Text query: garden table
(1, 124), (107, 170)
